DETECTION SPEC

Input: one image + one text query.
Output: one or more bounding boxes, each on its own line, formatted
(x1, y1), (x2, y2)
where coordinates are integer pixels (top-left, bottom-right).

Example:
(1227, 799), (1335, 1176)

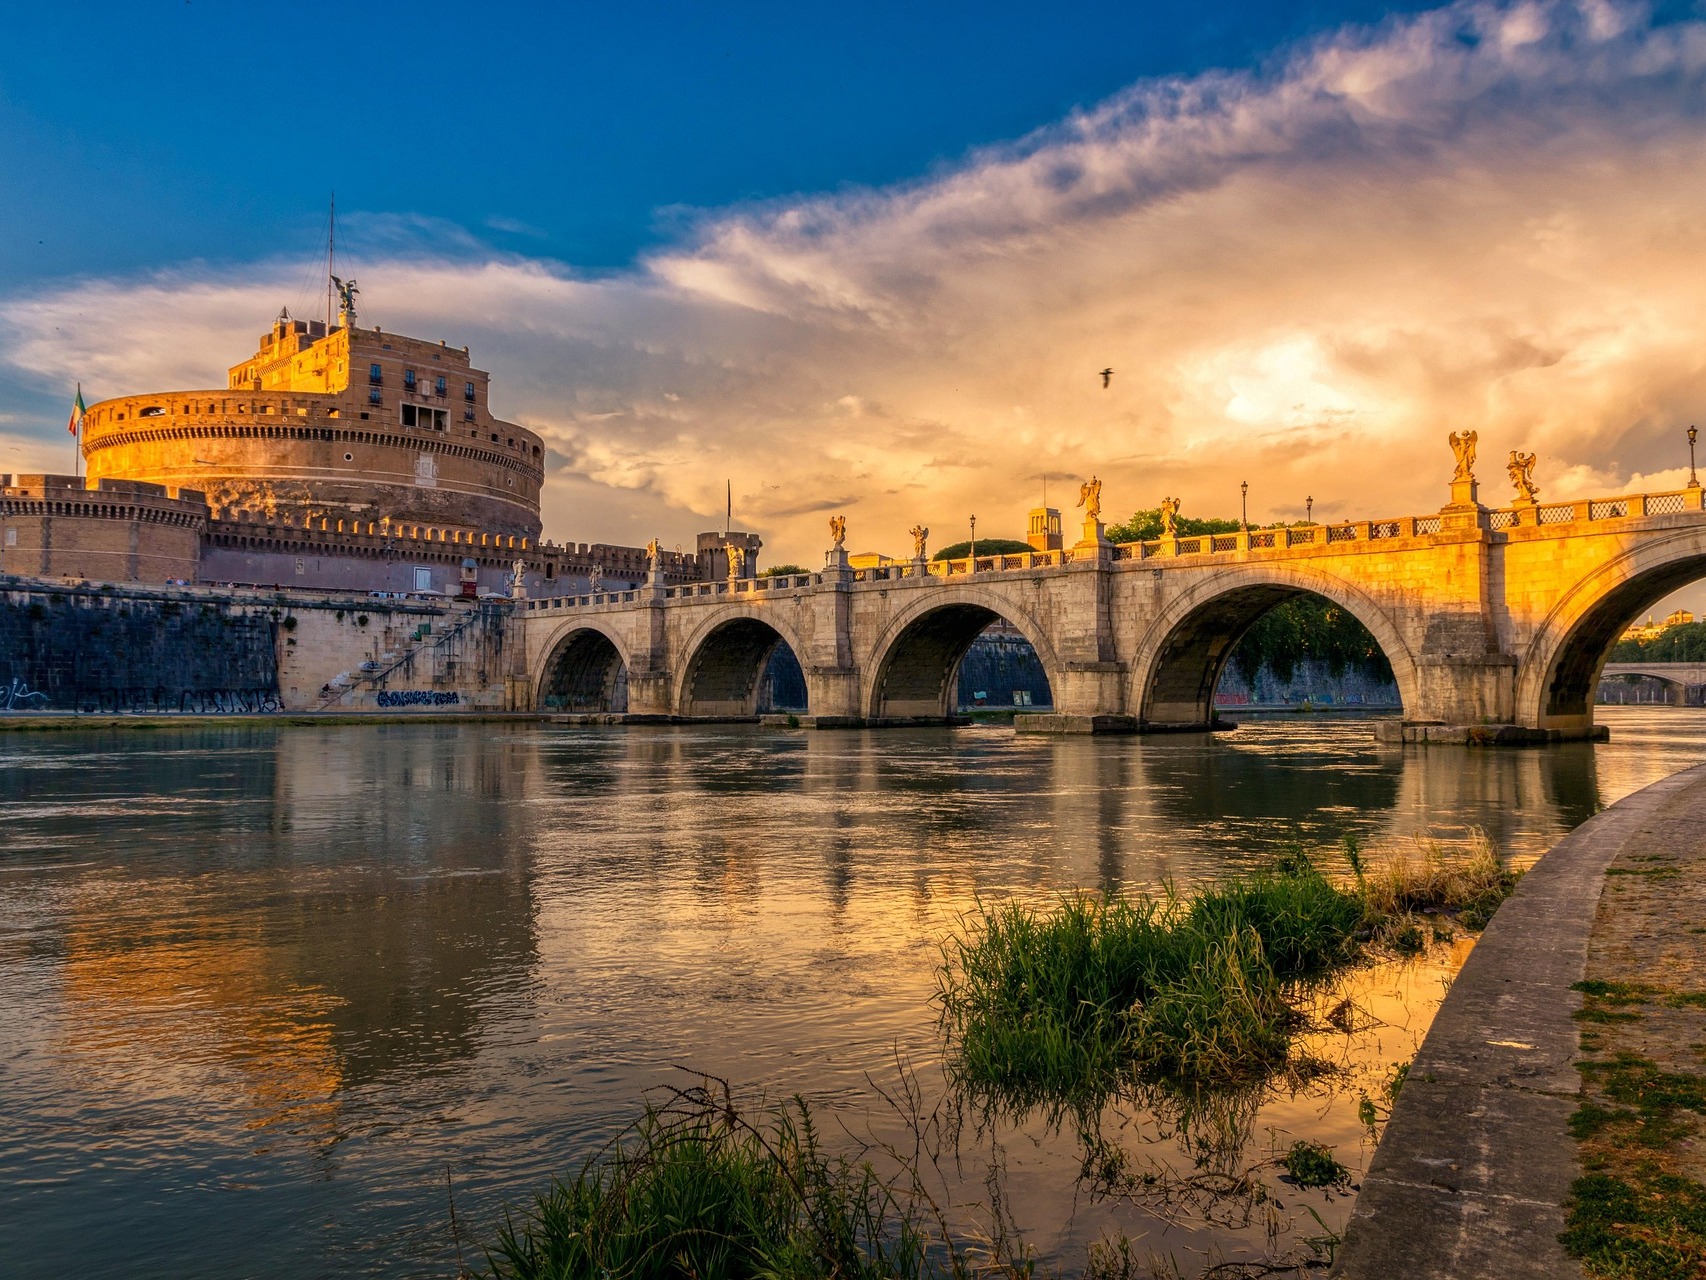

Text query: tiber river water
(4, 708), (1706, 1279)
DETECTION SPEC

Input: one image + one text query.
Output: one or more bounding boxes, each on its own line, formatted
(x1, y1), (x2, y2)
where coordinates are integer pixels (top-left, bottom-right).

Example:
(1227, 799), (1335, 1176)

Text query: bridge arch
(536, 621), (632, 713)
(863, 587), (1064, 721)
(1129, 565), (1419, 727)
(1514, 527), (1706, 733)
(674, 605), (812, 719)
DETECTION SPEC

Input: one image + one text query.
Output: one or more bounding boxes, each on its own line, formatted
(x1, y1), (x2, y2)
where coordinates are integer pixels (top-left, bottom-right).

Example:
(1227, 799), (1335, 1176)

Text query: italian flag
(67, 384), (86, 436)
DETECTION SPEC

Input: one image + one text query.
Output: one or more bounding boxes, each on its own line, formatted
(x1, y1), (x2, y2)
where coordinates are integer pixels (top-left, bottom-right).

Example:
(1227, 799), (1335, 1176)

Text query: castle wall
(1, 474), (207, 585)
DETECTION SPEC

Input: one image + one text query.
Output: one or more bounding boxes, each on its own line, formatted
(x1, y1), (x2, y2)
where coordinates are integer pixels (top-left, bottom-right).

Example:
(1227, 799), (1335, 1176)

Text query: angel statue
(725, 542), (746, 579)
(331, 275), (359, 322)
(1159, 496), (1181, 537)
(909, 525), (929, 559)
(1077, 475), (1103, 522)
(645, 537), (662, 570)
(1449, 430), (1478, 483)
(588, 565), (604, 593)
(510, 558), (526, 590)
(1507, 450), (1540, 503)
(828, 514), (847, 550)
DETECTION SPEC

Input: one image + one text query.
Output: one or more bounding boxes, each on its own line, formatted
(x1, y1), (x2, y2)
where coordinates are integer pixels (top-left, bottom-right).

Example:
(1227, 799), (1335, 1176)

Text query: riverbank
(1333, 760), (1706, 1279)
(0, 711), (549, 732)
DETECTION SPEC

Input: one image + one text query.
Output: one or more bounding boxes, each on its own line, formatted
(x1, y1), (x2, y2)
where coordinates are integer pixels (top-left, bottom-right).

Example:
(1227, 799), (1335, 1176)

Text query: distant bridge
(517, 483), (1706, 742)
(1599, 662), (1706, 706)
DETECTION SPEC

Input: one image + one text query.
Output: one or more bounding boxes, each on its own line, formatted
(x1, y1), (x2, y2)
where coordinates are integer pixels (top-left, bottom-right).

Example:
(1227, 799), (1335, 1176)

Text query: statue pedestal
(1508, 497), (1537, 526)
(825, 547), (849, 570)
(1438, 477), (1486, 532)
(1072, 517), (1111, 559)
(1449, 477), (1479, 507)
(912, 555), (929, 577)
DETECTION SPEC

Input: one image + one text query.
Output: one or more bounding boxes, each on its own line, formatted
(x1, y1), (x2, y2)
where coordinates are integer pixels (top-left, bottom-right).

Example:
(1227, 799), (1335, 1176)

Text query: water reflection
(0, 709), (1701, 1278)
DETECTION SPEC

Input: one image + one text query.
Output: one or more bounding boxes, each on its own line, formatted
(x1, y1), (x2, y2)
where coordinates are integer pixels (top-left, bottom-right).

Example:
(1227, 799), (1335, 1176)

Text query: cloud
(4, 0), (1706, 567)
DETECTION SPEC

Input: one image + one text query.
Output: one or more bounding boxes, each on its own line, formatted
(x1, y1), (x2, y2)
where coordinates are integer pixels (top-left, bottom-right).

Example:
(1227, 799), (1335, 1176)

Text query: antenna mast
(325, 193), (336, 331)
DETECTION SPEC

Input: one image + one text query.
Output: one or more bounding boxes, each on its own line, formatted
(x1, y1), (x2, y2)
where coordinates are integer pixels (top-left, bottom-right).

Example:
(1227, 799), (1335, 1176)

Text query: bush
(931, 539), (1033, 561)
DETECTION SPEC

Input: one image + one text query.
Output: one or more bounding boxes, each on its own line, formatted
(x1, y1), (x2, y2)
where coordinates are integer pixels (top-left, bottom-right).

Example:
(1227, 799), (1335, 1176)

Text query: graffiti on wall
(2, 677), (50, 711)
(376, 690), (461, 708)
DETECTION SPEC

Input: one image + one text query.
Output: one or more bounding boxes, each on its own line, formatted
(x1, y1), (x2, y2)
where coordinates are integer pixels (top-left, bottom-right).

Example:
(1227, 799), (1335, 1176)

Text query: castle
(1, 307), (760, 596)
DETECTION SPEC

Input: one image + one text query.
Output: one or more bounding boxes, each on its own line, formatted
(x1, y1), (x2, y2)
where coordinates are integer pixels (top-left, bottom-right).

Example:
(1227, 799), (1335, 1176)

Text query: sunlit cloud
(4, 0), (1706, 564)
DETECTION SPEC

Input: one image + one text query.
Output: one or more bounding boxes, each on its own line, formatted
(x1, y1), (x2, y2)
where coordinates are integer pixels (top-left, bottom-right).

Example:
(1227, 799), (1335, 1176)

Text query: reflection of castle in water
(54, 727), (543, 1135)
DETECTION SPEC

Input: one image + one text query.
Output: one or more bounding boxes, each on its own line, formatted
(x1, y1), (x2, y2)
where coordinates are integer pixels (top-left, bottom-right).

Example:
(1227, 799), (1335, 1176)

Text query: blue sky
(4, 1), (1706, 589)
(2, 1), (1448, 287)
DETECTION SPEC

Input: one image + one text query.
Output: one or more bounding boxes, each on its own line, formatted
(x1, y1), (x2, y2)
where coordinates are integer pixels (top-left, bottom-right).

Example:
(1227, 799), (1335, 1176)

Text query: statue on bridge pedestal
(1160, 496), (1181, 537)
(1077, 476), (1103, 522)
(1449, 430), (1479, 483)
(725, 542), (746, 580)
(909, 525), (929, 560)
(829, 515), (846, 550)
(588, 565), (604, 593)
(645, 537), (663, 572)
(1508, 451), (1540, 504)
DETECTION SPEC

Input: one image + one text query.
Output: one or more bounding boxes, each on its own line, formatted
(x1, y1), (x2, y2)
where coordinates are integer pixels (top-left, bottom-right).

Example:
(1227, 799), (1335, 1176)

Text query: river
(3, 708), (1704, 1278)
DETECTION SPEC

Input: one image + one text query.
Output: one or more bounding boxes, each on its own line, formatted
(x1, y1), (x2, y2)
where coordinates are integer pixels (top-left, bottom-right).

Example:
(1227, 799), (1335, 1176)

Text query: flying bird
(1099, 368), (1114, 388)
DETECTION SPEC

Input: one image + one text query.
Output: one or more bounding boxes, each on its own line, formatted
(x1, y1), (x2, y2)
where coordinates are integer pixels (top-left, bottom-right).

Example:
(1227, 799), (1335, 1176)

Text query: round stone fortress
(81, 313), (545, 539)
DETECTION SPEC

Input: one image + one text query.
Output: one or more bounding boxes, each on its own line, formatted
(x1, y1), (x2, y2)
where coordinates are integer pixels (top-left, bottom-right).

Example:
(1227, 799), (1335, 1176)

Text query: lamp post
(1690, 426), (1700, 490)
(1306, 495), (1313, 523)
(1241, 480), (1249, 531)
(969, 514), (977, 565)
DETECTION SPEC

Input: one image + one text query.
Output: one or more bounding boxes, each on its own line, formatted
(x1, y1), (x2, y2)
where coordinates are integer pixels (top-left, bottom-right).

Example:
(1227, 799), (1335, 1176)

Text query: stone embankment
(1333, 761), (1706, 1278)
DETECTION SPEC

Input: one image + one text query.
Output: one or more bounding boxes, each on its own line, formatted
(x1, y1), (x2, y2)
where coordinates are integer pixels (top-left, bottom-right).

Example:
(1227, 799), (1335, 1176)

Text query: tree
(1106, 508), (1242, 543)
(1609, 621), (1706, 662)
(931, 538), (1034, 561)
(759, 564), (810, 578)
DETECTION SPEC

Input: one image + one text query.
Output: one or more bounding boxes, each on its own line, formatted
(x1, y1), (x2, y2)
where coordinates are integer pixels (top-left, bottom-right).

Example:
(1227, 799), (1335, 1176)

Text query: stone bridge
(1599, 661), (1706, 706)
(518, 481), (1706, 742)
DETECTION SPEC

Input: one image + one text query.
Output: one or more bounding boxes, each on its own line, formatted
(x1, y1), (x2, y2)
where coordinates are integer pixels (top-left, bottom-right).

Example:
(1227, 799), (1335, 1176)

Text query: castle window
(403, 369), (416, 391)
(368, 363), (382, 384)
(369, 388), (382, 405)
(343, 452), (354, 462)
(464, 382), (475, 401)
(435, 376), (447, 396)
(401, 404), (448, 431)
(464, 408), (475, 421)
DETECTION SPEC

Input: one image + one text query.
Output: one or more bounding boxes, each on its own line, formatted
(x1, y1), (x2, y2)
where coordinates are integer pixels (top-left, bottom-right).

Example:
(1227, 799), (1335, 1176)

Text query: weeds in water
(1276, 1141), (1349, 1190)
(938, 835), (1514, 1099)
(482, 1077), (1032, 1280)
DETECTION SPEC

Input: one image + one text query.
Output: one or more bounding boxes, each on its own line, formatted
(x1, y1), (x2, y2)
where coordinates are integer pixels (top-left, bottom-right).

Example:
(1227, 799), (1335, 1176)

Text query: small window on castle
(403, 369), (417, 390)
(435, 376), (447, 396)
(464, 382), (475, 401)
(369, 388), (382, 405)
(369, 363), (382, 383)
(464, 408), (475, 421)
(490, 433), (499, 442)
(4, 528), (15, 548)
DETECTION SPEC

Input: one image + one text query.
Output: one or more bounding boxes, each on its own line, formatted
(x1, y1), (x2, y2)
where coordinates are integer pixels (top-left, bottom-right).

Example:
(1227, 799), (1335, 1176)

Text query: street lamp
(969, 514), (977, 565)
(1690, 425), (1700, 490)
(1241, 480), (1249, 531)
(1306, 495), (1314, 523)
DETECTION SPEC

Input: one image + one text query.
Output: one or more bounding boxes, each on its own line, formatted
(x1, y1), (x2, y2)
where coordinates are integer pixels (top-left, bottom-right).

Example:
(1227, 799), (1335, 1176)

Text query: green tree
(932, 538), (1034, 561)
(759, 564), (809, 578)
(1106, 508), (1242, 542)
(1609, 621), (1706, 662)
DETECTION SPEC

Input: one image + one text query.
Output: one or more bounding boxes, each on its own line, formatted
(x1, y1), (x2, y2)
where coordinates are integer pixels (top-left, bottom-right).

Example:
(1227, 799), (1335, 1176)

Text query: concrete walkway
(1333, 761), (1706, 1278)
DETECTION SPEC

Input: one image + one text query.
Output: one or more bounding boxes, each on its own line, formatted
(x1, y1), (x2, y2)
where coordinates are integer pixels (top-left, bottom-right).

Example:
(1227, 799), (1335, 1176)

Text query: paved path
(1333, 761), (1706, 1278)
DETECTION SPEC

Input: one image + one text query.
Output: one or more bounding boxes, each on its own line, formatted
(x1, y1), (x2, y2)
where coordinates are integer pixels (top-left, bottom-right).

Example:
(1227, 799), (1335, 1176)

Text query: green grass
(936, 855), (1364, 1094)
(482, 1083), (1027, 1280)
(938, 837), (1520, 1099)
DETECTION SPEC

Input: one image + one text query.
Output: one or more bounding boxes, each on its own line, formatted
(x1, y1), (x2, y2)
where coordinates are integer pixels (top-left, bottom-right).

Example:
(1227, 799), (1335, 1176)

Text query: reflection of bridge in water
(523, 482), (1706, 743)
(1599, 662), (1706, 706)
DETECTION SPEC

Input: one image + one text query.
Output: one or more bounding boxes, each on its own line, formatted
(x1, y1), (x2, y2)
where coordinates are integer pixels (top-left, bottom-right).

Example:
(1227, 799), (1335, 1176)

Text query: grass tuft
(1279, 1140), (1351, 1189)
(939, 836), (1518, 1100)
(482, 1081), (1024, 1280)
